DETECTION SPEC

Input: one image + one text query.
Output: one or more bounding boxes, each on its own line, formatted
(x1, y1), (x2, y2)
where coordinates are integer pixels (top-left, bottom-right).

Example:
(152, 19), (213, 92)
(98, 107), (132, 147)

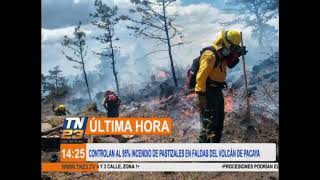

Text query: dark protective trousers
(107, 106), (119, 117)
(199, 87), (225, 143)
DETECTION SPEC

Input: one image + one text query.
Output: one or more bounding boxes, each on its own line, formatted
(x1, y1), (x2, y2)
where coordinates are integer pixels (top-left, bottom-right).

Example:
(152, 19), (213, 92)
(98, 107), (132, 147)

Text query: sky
(182, 0), (225, 8)
(42, 0), (279, 82)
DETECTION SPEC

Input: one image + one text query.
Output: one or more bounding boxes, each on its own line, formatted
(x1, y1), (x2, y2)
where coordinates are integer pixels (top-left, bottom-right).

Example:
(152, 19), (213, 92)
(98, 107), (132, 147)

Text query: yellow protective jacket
(195, 50), (227, 93)
(195, 30), (229, 93)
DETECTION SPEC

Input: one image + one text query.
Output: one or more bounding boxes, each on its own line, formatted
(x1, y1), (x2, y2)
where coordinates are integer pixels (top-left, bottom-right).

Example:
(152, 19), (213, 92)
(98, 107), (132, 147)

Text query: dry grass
(42, 93), (279, 179)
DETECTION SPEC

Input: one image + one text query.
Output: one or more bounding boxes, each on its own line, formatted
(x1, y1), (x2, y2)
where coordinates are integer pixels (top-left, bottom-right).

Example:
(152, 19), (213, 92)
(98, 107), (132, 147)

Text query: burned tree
(62, 21), (92, 102)
(41, 73), (55, 98)
(90, 0), (121, 96)
(121, 0), (185, 88)
(223, 0), (278, 47)
(46, 66), (65, 96)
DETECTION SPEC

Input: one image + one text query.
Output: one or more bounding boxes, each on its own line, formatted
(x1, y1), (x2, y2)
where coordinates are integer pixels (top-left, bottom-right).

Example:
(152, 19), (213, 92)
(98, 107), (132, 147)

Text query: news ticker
(59, 143), (276, 162)
(42, 162), (278, 172)
(41, 143), (277, 172)
(86, 143), (275, 161)
(42, 117), (278, 172)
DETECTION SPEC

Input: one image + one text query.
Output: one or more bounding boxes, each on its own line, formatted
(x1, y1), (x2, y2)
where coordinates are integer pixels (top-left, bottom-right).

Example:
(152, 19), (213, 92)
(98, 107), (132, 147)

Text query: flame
(158, 71), (167, 78)
(224, 95), (233, 113)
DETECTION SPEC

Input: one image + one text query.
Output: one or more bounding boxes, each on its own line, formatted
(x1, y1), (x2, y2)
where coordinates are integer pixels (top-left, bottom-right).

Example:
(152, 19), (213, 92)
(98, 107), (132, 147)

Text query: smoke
(42, 0), (279, 108)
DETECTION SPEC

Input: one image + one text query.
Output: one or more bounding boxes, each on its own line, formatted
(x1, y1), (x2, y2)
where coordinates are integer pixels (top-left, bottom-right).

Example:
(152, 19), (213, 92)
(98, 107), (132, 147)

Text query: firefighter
(52, 104), (71, 116)
(102, 90), (121, 117)
(196, 30), (247, 143)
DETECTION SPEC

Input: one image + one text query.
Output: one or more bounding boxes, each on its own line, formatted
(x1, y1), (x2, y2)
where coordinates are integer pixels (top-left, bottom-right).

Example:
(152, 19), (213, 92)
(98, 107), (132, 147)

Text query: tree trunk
(257, 20), (263, 48)
(80, 48), (92, 102)
(112, 58), (120, 96)
(256, 14), (264, 48)
(162, 0), (178, 88)
(258, 34), (263, 48)
(82, 63), (92, 102)
(108, 27), (120, 96)
(55, 77), (58, 95)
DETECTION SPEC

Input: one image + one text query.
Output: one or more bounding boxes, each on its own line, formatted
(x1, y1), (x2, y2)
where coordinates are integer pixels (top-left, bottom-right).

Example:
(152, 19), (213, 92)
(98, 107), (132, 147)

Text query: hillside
(41, 53), (279, 180)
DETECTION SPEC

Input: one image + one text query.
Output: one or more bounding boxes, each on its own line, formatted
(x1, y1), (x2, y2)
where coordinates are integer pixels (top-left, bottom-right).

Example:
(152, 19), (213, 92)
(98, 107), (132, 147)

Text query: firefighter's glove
(238, 46), (248, 56)
(197, 93), (207, 110)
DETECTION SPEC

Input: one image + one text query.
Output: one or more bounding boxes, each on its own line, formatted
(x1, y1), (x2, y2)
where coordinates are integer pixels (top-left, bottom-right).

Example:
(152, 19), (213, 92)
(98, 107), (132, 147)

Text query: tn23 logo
(61, 117), (88, 139)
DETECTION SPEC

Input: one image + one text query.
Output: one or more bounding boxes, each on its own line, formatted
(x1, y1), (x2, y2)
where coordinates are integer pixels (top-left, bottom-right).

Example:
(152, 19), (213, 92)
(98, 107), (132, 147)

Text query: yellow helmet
(213, 30), (241, 50)
(225, 30), (241, 46)
(58, 104), (65, 111)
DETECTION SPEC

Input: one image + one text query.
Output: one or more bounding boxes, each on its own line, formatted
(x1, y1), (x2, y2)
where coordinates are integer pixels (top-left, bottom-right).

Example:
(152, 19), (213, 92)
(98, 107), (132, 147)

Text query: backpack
(186, 46), (222, 90)
(105, 91), (120, 103)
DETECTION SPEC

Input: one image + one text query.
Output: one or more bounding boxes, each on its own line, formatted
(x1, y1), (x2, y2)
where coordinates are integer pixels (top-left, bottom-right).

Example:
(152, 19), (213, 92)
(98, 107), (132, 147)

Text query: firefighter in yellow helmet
(196, 30), (247, 143)
(52, 104), (71, 116)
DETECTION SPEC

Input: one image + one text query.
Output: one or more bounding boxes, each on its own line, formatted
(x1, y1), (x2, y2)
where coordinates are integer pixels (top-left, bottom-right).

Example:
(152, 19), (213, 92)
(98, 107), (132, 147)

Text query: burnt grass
(42, 91), (279, 179)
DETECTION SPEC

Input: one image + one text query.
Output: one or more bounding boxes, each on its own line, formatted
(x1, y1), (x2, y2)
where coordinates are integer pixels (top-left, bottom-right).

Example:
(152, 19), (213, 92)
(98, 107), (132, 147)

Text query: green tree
(41, 73), (54, 98)
(47, 66), (65, 96)
(222, 0), (278, 47)
(121, 0), (186, 88)
(90, 0), (121, 96)
(62, 21), (92, 102)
